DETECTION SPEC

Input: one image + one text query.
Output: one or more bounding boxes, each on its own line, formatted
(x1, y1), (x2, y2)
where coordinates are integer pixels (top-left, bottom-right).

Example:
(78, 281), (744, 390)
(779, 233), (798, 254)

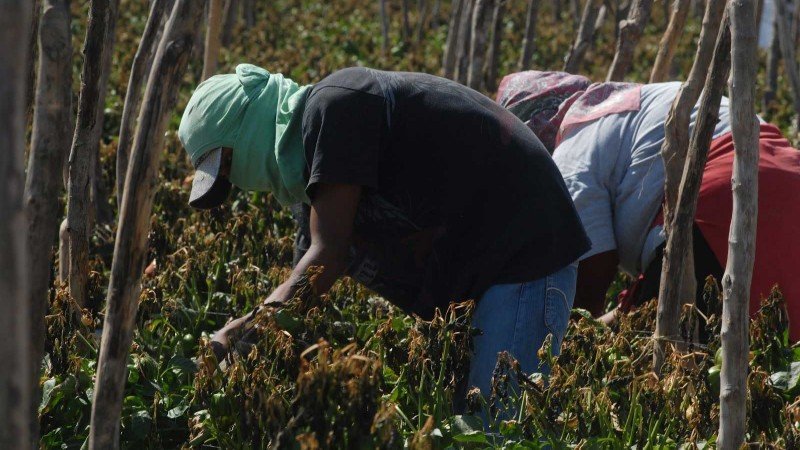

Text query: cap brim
(189, 147), (232, 209)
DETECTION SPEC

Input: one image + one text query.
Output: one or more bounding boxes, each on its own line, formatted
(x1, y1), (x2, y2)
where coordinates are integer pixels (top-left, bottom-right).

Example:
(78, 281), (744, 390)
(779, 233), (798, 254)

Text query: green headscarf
(178, 64), (313, 206)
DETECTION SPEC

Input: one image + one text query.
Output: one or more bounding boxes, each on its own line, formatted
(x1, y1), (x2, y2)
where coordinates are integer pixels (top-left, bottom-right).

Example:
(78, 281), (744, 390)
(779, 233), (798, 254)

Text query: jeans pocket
(544, 284), (571, 353)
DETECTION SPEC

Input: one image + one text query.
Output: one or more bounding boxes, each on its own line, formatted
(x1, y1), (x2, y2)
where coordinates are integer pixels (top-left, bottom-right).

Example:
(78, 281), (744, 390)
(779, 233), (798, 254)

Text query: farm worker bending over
(497, 70), (800, 341)
(177, 64), (591, 401)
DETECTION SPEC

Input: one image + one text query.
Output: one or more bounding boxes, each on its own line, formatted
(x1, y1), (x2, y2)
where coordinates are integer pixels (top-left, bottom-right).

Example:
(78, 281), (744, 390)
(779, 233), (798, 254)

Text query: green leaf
(274, 309), (302, 333)
(450, 415), (488, 443)
(168, 355), (199, 375)
(166, 403), (190, 419)
(40, 378), (57, 413)
(770, 361), (800, 395)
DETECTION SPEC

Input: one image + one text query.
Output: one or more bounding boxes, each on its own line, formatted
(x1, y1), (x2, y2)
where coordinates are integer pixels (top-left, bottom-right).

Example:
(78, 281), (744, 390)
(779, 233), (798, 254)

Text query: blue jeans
(467, 263), (578, 403)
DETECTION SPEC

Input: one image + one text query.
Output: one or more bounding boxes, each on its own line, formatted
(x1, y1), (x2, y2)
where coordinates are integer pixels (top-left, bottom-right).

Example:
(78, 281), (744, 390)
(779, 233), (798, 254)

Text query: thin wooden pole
(650, 0), (691, 82)
(654, 0), (727, 374)
(776, 0), (800, 130)
(116, 0), (171, 207)
(485, 0), (506, 91)
(607, 0), (655, 81)
(443, 0), (464, 78)
(24, 0), (72, 443)
(718, 0), (759, 446)
(66, 0), (120, 308)
(0, 0), (33, 448)
(402, 0), (413, 41)
(380, 0), (390, 56)
(202, 0), (223, 80)
(563, 0), (603, 73)
(468, 0), (493, 89)
(220, 0), (239, 47)
(518, 0), (540, 71)
(416, 0), (428, 43)
(764, 17), (780, 114)
(88, 1), (204, 447)
(456, 0), (475, 84)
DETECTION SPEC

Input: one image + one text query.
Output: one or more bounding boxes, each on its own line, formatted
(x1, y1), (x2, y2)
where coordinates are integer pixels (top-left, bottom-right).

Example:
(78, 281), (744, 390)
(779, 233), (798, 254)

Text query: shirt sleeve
(552, 122), (619, 260)
(302, 86), (386, 199)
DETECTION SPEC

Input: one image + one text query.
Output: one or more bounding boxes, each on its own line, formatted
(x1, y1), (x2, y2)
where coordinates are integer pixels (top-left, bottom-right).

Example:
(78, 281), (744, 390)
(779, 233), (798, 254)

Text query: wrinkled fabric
(178, 64), (313, 206)
(496, 70), (641, 151)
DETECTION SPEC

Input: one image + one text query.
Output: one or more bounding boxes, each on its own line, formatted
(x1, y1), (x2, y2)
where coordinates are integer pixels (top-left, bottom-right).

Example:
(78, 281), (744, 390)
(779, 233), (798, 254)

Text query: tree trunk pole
(66, 0), (120, 309)
(571, 0), (581, 26)
(116, 0), (171, 208)
(87, 7), (118, 228)
(485, 0), (506, 91)
(402, 0), (413, 41)
(380, 0), (390, 56)
(653, 0), (728, 373)
(593, 5), (608, 33)
(718, 0), (758, 447)
(764, 17), (780, 114)
(416, 0), (428, 44)
(88, 1), (203, 447)
(220, 0), (239, 47)
(607, 0), (655, 81)
(241, 0), (255, 28)
(650, 0), (691, 82)
(431, 0), (443, 28)
(26, 0), (42, 126)
(776, 0), (800, 130)
(518, 0), (540, 71)
(202, 0), (223, 80)
(563, 0), (603, 73)
(443, 0), (464, 78)
(0, 1), (33, 448)
(468, 0), (493, 89)
(456, 0), (475, 84)
(552, 0), (562, 21)
(24, 0), (72, 443)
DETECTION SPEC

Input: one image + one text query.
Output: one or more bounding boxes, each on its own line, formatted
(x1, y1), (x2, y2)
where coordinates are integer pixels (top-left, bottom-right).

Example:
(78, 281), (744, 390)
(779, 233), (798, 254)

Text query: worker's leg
(467, 263), (577, 417)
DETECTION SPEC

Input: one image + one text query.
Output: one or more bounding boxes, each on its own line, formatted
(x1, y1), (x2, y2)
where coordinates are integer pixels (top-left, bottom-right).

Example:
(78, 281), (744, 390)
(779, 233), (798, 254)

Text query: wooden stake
(456, 0), (475, 84)
(468, 0), (493, 89)
(443, 0), (464, 78)
(24, 0), (72, 443)
(650, 0), (691, 82)
(220, 0), (239, 47)
(563, 0), (603, 73)
(380, 0), (390, 56)
(66, 0), (120, 308)
(718, 0), (758, 446)
(116, 0), (171, 207)
(607, 0), (654, 81)
(776, 0), (800, 130)
(764, 18), (780, 114)
(88, 1), (203, 447)
(0, 1), (33, 448)
(518, 0), (540, 71)
(485, 0), (506, 91)
(654, 0), (727, 374)
(202, 0), (222, 81)
(402, 0), (413, 41)
(416, 0), (428, 44)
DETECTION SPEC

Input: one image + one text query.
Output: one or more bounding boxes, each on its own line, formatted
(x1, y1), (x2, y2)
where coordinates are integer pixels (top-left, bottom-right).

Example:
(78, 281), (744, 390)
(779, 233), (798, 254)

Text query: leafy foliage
(39, 0), (800, 448)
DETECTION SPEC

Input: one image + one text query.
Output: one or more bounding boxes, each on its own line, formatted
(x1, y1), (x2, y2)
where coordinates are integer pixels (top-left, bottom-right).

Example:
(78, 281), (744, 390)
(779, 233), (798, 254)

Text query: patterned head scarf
(497, 70), (642, 151)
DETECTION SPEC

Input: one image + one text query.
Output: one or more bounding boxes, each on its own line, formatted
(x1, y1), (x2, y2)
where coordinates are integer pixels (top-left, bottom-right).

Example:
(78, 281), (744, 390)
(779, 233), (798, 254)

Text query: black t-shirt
(296, 67), (590, 318)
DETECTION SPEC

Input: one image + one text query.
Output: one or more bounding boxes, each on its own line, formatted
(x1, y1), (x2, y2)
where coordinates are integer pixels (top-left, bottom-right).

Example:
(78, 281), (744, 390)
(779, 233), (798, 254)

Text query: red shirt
(696, 124), (800, 340)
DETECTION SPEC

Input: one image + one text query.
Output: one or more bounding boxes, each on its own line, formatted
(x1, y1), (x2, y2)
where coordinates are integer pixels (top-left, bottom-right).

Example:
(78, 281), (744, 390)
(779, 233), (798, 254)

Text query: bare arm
(265, 183), (361, 305)
(211, 183), (360, 354)
(574, 250), (619, 317)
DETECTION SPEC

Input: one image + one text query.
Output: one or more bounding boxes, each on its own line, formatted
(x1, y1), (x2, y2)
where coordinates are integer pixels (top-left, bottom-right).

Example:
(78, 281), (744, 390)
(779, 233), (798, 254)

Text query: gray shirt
(552, 82), (739, 275)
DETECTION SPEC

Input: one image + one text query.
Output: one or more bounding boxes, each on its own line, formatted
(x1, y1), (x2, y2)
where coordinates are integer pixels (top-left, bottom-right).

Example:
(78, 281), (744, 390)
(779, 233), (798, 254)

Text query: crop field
(35, 0), (800, 448)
